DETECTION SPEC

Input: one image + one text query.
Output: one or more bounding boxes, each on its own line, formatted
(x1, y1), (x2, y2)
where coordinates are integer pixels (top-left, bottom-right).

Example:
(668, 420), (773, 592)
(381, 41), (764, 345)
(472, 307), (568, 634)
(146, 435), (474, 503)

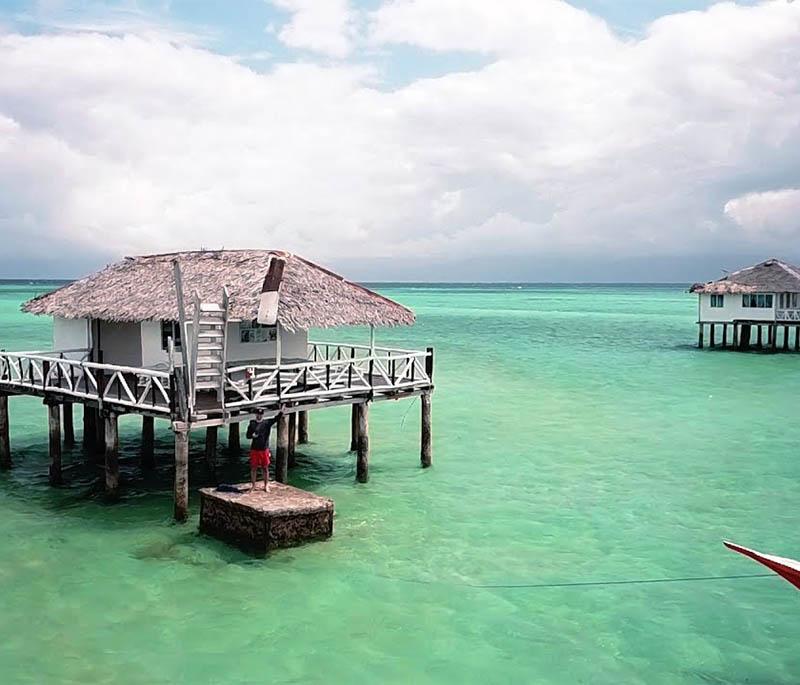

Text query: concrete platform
(199, 482), (334, 553)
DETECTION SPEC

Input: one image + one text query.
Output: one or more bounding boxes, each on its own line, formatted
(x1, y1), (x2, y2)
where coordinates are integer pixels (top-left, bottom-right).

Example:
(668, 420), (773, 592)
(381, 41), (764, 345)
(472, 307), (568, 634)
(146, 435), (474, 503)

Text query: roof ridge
(775, 259), (800, 283)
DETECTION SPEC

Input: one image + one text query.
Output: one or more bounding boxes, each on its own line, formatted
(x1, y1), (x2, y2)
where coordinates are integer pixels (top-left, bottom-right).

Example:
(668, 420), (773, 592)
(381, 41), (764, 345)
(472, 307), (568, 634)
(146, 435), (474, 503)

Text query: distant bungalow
(690, 258), (800, 351)
(0, 250), (434, 537)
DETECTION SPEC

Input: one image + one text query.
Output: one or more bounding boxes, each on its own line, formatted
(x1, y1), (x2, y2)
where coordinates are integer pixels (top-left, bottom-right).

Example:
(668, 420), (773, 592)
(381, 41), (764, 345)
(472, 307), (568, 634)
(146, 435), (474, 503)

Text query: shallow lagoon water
(1, 282), (798, 684)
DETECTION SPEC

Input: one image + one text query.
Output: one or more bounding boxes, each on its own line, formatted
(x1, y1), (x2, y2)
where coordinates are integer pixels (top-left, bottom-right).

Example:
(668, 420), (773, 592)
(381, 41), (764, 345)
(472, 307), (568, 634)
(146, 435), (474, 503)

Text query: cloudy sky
(0, 0), (798, 281)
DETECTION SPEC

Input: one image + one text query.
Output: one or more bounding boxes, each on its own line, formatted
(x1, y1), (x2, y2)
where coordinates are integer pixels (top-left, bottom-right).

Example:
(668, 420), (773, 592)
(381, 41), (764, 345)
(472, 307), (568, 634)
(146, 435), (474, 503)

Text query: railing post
(425, 347), (434, 382)
(42, 359), (50, 391)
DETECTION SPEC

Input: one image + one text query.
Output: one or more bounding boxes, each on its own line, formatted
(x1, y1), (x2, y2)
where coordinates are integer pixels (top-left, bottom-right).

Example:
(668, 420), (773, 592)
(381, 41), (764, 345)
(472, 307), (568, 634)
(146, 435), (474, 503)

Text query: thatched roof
(22, 250), (415, 332)
(690, 258), (800, 295)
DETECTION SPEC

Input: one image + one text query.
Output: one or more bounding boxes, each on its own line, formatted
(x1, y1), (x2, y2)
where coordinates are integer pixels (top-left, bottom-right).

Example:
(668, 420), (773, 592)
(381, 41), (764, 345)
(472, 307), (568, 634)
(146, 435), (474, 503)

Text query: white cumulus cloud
(270, 0), (358, 58)
(0, 1), (799, 276)
(724, 188), (800, 237)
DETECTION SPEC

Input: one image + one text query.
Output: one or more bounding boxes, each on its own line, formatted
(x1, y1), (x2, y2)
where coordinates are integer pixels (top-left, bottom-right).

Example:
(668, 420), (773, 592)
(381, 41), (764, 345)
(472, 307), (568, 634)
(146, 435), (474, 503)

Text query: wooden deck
(199, 482), (334, 553)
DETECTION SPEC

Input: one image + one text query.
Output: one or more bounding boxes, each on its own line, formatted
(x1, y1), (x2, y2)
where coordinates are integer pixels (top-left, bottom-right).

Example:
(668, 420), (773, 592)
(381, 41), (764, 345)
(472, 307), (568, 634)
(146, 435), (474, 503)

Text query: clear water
(1, 281), (798, 685)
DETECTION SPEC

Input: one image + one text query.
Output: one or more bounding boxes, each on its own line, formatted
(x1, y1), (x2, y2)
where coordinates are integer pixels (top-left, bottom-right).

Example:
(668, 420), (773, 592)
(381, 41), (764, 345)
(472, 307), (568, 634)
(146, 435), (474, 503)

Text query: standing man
(247, 408), (274, 491)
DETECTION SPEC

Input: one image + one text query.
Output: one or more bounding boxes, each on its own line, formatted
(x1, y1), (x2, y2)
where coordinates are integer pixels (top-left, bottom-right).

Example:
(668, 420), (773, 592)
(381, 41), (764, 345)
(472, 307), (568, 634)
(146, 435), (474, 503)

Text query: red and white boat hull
(724, 540), (800, 590)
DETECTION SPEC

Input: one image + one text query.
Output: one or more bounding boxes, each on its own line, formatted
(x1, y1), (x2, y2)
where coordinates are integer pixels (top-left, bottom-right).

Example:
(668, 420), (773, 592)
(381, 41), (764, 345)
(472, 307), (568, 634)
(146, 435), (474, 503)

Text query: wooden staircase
(191, 290), (229, 405)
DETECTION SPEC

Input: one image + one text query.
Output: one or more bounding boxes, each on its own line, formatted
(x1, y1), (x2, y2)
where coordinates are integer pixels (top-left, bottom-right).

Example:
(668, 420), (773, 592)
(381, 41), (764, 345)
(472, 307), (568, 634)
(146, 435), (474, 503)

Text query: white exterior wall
(53, 317), (90, 351)
(136, 320), (309, 369)
(141, 321), (168, 368)
(227, 324), (308, 363)
(698, 293), (776, 323)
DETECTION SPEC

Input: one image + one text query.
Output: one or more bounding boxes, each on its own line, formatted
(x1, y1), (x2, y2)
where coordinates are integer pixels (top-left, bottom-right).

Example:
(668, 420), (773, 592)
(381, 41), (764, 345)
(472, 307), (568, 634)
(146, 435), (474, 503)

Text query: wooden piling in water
(204, 426), (218, 482)
(62, 403), (75, 448)
(174, 429), (189, 523)
(350, 404), (359, 451)
(421, 393), (432, 468)
(47, 401), (62, 486)
(757, 325), (763, 348)
(298, 411), (309, 445)
(796, 327), (800, 352)
(709, 324), (716, 348)
(722, 324), (728, 348)
(740, 324), (751, 350)
(0, 393), (10, 470)
(771, 324), (777, 352)
(83, 405), (96, 451)
(141, 416), (155, 469)
(288, 412), (297, 468)
(783, 326), (789, 351)
(104, 413), (119, 500)
(275, 414), (289, 484)
(228, 422), (240, 454)
(356, 402), (370, 483)
(698, 324), (704, 349)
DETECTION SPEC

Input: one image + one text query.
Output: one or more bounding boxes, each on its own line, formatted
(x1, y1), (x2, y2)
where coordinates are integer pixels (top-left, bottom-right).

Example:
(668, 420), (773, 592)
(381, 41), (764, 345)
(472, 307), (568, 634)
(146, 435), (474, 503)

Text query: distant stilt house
(690, 258), (800, 351)
(0, 251), (434, 524)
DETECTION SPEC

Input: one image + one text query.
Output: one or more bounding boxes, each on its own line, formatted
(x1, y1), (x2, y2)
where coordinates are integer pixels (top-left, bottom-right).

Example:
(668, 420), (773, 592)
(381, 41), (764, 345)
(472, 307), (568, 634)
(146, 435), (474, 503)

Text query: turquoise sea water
(1, 281), (799, 684)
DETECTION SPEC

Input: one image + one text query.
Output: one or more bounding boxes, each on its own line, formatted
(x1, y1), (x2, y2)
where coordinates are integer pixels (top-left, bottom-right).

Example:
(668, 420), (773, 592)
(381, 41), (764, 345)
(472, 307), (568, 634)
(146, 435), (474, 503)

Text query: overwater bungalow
(690, 258), (800, 351)
(0, 250), (434, 529)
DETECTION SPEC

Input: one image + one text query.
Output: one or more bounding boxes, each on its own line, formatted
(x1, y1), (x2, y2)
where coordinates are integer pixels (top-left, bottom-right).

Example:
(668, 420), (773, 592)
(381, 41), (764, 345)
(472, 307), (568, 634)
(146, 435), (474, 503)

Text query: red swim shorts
(249, 448), (271, 468)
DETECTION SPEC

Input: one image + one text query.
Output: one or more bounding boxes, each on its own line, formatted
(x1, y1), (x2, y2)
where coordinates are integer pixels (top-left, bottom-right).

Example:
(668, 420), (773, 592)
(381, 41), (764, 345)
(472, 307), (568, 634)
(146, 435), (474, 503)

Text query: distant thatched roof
(22, 250), (415, 332)
(690, 259), (800, 295)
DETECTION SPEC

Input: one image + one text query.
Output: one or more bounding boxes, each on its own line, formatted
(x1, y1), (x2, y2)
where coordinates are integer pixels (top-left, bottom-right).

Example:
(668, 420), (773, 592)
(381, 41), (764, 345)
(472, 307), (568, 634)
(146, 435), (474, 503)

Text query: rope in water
(376, 572), (776, 590)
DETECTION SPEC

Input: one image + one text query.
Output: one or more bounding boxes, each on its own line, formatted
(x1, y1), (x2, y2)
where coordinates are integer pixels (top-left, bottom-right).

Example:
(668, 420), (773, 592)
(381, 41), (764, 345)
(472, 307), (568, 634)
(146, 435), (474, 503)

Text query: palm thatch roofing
(690, 259), (800, 295)
(22, 250), (415, 332)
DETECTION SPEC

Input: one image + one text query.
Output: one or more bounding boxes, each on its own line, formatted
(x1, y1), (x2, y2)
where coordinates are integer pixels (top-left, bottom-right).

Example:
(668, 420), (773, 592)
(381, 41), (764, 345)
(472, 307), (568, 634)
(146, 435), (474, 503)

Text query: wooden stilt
(0, 393), (10, 470)
(141, 416), (155, 469)
(104, 413), (119, 500)
(83, 405), (97, 451)
(350, 403), (359, 451)
(709, 324), (716, 348)
(771, 324), (777, 352)
(275, 413), (289, 484)
(757, 325), (763, 348)
(795, 327), (800, 352)
(740, 324), (751, 350)
(47, 402), (62, 486)
(227, 422), (240, 454)
(174, 429), (189, 523)
(783, 325), (789, 351)
(62, 403), (75, 448)
(288, 413), (297, 468)
(733, 323), (739, 349)
(722, 324), (728, 348)
(298, 411), (309, 444)
(356, 402), (370, 483)
(204, 426), (218, 482)
(698, 324), (704, 349)
(94, 407), (105, 460)
(421, 392), (432, 468)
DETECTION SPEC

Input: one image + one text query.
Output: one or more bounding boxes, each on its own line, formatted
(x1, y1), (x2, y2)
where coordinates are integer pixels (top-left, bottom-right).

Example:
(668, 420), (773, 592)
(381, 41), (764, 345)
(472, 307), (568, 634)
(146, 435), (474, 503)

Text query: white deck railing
(1, 342), (433, 416)
(776, 309), (800, 322)
(0, 348), (173, 414)
(223, 342), (432, 409)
